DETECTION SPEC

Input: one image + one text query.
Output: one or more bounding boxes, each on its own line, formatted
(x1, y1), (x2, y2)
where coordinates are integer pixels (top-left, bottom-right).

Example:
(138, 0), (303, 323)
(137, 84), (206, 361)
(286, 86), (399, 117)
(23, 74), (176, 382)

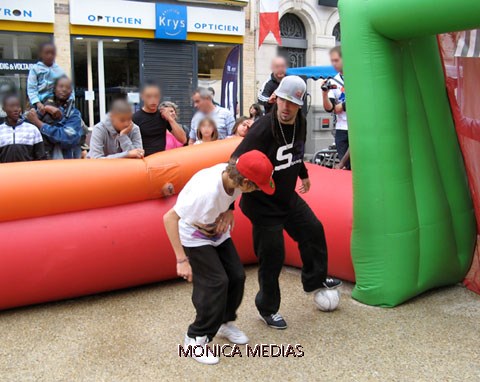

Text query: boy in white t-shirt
(163, 150), (275, 365)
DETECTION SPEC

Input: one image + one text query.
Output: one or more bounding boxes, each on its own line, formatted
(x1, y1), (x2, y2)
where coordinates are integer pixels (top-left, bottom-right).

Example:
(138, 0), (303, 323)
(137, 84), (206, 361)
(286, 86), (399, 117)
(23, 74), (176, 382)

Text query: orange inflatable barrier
(0, 141), (353, 310)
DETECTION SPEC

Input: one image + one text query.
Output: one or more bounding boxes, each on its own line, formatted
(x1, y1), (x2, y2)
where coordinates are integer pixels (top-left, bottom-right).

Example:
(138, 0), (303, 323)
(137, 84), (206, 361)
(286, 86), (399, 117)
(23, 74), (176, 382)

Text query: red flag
(259, 0), (281, 47)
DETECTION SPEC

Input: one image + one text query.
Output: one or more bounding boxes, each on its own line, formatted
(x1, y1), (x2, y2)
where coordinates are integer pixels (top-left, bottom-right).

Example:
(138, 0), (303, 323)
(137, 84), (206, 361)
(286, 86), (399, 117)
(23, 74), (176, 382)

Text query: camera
(321, 80), (337, 92)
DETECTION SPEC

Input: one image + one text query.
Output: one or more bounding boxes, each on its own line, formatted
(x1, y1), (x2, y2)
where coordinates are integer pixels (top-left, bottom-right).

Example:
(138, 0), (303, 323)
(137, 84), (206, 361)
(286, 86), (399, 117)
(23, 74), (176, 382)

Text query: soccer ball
(314, 289), (340, 312)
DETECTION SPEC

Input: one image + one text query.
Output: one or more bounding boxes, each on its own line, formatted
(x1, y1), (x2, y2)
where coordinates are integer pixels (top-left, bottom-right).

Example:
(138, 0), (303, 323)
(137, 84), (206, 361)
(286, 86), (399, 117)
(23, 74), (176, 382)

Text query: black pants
(184, 239), (246, 341)
(335, 129), (350, 170)
(252, 197), (328, 316)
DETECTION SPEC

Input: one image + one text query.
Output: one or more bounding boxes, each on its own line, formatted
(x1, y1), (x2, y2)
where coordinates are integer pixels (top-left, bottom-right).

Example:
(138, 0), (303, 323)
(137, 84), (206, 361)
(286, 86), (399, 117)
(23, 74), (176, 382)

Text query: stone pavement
(0, 266), (479, 381)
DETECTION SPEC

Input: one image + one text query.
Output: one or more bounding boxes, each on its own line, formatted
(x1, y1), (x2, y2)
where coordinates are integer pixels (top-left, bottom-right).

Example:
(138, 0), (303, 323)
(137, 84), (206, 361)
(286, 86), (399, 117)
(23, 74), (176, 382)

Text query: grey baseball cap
(274, 75), (306, 106)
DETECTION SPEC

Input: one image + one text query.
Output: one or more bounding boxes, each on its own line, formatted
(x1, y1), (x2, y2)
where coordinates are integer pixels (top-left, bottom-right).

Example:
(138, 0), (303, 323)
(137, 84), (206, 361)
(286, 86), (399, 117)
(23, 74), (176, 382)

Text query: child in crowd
(194, 117), (218, 145)
(27, 42), (73, 115)
(87, 99), (144, 159)
(163, 150), (276, 365)
(0, 95), (45, 163)
(232, 116), (253, 138)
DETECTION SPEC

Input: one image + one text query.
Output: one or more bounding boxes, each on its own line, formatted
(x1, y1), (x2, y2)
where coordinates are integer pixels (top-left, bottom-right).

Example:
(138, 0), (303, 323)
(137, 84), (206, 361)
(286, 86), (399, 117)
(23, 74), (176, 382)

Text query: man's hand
(36, 102), (45, 115)
(177, 261), (192, 282)
(334, 164), (346, 170)
(215, 210), (235, 234)
(298, 178), (311, 194)
(120, 122), (133, 136)
(127, 148), (145, 159)
(268, 93), (277, 104)
(44, 105), (62, 120)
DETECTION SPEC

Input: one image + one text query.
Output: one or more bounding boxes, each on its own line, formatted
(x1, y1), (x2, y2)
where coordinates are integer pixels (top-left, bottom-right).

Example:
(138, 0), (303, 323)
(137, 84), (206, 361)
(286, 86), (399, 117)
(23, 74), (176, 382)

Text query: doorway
(72, 37), (140, 126)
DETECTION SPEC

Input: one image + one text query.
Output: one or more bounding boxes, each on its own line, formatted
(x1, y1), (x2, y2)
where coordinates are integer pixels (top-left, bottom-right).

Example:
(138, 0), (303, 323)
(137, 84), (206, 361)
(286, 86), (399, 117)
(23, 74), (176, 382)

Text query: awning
(455, 30), (480, 58)
(286, 66), (337, 80)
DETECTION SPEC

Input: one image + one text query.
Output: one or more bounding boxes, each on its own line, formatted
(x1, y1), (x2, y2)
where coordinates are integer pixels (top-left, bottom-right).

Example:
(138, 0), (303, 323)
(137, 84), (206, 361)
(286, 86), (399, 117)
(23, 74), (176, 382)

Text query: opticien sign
(86, 15), (142, 25)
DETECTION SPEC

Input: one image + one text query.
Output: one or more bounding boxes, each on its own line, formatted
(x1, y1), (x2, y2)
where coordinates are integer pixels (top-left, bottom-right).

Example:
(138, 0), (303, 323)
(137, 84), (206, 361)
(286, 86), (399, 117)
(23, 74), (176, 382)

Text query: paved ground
(0, 266), (479, 382)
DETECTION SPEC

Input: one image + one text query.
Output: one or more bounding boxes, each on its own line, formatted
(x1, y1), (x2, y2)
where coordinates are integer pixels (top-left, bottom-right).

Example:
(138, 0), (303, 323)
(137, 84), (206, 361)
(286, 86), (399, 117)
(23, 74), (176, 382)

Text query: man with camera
(321, 46), (350, 170)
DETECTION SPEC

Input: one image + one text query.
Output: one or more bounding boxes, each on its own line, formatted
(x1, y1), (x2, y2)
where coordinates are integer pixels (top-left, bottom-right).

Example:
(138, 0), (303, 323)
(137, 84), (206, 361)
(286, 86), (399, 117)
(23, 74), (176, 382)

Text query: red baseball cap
(236, 150), (275, 195)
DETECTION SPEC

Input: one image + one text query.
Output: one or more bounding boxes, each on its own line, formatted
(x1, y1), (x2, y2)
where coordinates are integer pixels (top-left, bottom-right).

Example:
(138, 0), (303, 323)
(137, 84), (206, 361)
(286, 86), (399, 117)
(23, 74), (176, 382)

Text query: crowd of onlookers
(0, 42), (264, 164)
(0, 41), (349, 169)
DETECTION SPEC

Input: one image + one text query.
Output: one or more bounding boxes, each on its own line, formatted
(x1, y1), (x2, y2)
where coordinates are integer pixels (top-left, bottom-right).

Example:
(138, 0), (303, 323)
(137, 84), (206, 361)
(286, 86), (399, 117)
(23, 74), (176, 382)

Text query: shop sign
(0, 0), (54, 23)
(187, 7), (245, 36)
(0, 59), (36, 74)
(70, 0), (156, 30)
(155, 5), (245, 39)
(70, 0), (245, 37)
(155, 4), (187, 40)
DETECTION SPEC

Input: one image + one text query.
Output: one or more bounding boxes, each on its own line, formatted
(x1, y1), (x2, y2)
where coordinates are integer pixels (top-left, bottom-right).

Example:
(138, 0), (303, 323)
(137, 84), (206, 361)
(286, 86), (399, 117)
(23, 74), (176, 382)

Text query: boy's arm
(118, 126), (142, 152)
(131, 126), (143, 149)
(164, 208), (192, 282)
(40, 111), (83, 146)
(27, 67), (40, 106)
(87, 128), (126, 159)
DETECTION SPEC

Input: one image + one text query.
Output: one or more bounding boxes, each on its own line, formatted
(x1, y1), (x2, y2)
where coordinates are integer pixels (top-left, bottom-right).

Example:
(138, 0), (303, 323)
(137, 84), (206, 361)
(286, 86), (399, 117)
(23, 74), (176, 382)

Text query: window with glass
(72, 37), (139, 125)
(0, 32), (53, 119)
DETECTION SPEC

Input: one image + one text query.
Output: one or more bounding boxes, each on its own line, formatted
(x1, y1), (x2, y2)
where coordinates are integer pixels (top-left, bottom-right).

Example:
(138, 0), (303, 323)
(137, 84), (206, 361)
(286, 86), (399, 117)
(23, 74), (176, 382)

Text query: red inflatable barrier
(0, 162), (353, 310)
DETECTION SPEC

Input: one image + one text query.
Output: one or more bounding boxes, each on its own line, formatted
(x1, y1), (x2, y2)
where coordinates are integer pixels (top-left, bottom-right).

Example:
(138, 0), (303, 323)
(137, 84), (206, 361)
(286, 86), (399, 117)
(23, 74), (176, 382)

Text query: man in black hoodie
(257, 56), (287, 114)
(232, 76), (341, 330)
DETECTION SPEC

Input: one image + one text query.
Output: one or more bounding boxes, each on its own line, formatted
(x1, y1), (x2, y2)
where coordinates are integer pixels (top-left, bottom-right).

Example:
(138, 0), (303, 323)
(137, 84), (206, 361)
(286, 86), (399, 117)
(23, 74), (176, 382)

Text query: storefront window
(0, 32), (53, 120)
(73, 37), (139, 125)
(197, 43), (241, 116)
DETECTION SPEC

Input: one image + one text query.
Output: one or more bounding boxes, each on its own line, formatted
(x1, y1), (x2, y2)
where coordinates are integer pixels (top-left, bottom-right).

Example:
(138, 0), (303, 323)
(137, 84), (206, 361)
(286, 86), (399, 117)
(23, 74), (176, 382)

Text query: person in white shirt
(321, 46), (350, 170)
(188, 88), (235, 145)
(163, 150), (275, 365)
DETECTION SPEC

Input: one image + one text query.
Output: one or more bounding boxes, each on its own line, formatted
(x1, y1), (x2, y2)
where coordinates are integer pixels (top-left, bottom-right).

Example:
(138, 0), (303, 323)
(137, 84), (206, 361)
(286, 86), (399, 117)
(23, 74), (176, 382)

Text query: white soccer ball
(314, 289), (340, 312)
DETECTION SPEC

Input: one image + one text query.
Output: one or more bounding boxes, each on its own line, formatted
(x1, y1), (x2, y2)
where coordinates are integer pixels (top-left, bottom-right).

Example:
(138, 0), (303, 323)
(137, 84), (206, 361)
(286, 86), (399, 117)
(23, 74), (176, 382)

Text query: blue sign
(155, 4), (187, 40)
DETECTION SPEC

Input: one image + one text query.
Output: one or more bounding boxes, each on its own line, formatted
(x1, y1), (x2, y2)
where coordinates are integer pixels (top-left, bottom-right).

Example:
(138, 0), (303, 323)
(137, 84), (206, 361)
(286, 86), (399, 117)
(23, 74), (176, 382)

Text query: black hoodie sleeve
(299, 162), (309, 179)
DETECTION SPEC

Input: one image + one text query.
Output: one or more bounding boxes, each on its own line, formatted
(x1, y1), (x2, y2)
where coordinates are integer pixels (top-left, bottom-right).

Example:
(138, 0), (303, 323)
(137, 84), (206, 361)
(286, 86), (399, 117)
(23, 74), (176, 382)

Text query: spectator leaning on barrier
(0, 94), (45, 163)
(257, 56), (288, 115)
(26, 76), (83, 159)
(231, 116), (253, 138)
(133, 82), (186, 156)
(189, 88), (235, 145)
(87, 99), (144, 159)
(321, 46), (350, 170)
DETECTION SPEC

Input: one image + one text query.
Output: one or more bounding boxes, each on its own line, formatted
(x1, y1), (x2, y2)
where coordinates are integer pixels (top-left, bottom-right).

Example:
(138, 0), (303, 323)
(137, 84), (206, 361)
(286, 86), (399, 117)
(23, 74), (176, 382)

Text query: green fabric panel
(339, 0), (477, 306)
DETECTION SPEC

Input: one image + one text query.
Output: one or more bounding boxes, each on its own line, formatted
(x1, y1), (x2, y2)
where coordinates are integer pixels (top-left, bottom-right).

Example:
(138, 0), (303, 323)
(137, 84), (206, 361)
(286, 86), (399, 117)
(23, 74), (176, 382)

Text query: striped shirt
(190, 106), (235, 141)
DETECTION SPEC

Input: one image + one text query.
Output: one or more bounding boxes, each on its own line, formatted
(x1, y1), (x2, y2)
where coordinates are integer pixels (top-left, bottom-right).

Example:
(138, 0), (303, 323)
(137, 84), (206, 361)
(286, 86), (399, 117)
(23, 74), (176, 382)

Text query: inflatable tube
(339, 0), (479, 306)
(0, 138), (241, 223)
(0, 163), (353, 311)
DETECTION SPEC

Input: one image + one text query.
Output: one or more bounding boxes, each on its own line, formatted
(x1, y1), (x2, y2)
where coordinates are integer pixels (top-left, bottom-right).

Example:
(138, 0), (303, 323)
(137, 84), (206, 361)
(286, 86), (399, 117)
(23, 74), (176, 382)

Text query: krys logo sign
(155, 4), (187, 40)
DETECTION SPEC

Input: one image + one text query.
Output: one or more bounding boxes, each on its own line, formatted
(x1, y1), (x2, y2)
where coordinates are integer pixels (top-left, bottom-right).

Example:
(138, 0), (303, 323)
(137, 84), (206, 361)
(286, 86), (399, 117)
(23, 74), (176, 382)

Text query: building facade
(0, 0), (256, 128)
(254, 0), (340, 154)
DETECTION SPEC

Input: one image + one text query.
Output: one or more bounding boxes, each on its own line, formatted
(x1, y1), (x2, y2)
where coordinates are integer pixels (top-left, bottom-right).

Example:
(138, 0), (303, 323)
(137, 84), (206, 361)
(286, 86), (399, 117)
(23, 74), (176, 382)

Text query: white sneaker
(216, 322), (249, 344)
(183, 334), (219, 365)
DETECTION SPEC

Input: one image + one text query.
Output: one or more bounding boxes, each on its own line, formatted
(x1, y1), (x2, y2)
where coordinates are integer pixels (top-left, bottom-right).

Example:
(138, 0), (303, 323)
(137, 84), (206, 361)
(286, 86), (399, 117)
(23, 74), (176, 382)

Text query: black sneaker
(323, 277), (342, 289)
(259, 313), (288, 330)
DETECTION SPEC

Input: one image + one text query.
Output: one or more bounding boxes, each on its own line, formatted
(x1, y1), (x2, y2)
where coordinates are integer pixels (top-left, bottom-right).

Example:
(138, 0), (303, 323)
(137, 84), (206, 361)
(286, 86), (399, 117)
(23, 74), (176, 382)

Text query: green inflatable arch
(339, 0), (480, 306)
